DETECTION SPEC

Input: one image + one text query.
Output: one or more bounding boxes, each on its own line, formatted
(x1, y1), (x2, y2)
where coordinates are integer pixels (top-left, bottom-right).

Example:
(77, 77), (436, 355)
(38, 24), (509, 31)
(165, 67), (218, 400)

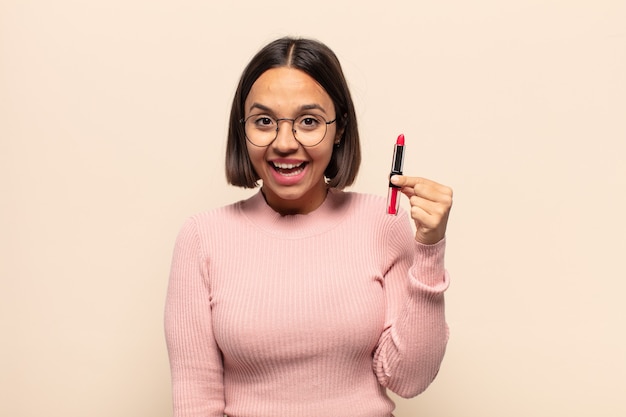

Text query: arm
(373, 214), (450, 398)
(164, 218), (225, 416)
(374, 175), (453, 397)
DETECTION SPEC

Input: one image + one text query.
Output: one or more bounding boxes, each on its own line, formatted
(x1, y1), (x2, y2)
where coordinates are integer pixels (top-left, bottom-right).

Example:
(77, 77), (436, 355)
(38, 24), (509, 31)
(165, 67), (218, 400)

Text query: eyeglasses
(241, 114), (337, 147)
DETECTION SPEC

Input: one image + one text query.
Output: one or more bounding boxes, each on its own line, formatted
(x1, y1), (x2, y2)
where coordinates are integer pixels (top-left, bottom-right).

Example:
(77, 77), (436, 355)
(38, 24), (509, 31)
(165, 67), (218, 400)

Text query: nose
(272, 119), (300, 152)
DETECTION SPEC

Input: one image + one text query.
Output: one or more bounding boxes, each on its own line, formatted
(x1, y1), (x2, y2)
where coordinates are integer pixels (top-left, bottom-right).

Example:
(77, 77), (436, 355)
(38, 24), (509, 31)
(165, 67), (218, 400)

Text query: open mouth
(270, 161), (307, 177)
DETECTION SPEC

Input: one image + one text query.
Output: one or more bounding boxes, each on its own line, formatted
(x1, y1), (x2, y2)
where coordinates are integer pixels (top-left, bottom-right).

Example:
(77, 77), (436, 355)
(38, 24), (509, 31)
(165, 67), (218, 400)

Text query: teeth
(271, 161), (306, 177)
(273, 162), (303, 169)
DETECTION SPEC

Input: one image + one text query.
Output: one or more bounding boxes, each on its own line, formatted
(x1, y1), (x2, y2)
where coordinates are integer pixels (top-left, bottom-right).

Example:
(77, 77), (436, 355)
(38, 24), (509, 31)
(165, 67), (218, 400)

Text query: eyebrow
(247, 102), (328, 115)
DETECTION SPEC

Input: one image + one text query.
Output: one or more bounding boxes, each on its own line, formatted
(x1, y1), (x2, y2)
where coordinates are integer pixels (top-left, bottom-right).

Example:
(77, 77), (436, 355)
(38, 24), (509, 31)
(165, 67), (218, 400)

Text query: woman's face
(243, 67), (339, 215)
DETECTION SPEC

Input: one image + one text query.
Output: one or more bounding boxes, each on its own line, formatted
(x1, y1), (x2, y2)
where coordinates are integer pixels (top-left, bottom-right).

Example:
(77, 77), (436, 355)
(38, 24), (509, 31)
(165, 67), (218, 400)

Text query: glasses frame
(240, 114), (337, 148)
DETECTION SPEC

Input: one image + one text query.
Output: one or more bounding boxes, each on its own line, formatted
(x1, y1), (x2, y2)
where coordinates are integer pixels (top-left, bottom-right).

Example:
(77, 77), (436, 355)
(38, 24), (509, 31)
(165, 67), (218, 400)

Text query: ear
(334, 113), (347, 144)
(334, 130), (344, 146)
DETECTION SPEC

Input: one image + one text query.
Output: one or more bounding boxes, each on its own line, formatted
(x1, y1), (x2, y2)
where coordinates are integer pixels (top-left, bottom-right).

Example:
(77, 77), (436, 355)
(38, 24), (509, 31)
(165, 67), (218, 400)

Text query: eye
(251, 115), (276, 130)
(297, 115), (323, 131)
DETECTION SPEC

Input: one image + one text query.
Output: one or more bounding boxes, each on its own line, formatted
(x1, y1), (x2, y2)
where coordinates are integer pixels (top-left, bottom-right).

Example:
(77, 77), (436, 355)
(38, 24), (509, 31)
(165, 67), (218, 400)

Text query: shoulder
(176, 195), (254, 239)
(334, 190), (412, 235)
(341, 190), (385, 210)
(189, 201), (243, 225)
(334, 191), (415, 262)
(337, 190), (403, 221)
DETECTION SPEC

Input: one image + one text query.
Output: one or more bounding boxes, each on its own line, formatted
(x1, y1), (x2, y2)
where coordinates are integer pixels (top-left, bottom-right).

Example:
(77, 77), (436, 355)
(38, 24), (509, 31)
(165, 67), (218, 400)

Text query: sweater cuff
(409, 237), (449, 290)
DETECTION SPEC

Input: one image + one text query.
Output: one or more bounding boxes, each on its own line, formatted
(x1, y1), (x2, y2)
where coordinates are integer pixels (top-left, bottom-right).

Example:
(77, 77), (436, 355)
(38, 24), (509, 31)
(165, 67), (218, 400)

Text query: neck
(260, 183), (329, 216)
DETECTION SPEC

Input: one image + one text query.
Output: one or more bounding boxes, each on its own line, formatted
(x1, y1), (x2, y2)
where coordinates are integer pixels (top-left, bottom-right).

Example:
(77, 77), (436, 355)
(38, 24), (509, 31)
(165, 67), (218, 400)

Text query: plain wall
(1, 1), (625, 416)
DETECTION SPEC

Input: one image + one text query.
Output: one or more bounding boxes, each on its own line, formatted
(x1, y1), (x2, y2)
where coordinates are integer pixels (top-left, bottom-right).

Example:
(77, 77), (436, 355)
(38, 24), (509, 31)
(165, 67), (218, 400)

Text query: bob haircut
(225, 37), (361, 189)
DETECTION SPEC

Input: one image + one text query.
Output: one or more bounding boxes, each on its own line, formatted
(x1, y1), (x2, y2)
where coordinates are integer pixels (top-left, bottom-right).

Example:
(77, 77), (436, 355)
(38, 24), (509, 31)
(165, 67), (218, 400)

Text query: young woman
(165, 37), (453, 417)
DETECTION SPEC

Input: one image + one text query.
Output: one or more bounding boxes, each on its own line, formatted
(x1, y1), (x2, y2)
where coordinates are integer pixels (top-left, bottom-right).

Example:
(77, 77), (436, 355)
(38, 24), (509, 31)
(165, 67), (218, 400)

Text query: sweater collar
(238, 188), (352, 238)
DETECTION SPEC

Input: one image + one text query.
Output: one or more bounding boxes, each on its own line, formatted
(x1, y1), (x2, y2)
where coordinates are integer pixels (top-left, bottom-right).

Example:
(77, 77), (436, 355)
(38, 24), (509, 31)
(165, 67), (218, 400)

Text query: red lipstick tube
(387, 134), (405, 215)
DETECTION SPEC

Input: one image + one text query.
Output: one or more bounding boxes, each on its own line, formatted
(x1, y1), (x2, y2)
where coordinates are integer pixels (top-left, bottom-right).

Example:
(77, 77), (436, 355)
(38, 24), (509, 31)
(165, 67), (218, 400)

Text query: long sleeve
(164, 218), (225, 417)
(373, 212), (450, 398)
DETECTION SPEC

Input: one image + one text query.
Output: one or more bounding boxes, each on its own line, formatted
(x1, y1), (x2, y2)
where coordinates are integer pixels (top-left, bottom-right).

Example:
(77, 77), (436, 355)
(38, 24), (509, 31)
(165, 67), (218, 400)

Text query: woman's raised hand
(390, 175), (453, 245)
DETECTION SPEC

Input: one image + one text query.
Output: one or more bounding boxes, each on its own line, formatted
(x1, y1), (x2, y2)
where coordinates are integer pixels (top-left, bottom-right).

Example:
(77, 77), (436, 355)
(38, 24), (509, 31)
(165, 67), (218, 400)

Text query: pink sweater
(165, 189), (449, 417)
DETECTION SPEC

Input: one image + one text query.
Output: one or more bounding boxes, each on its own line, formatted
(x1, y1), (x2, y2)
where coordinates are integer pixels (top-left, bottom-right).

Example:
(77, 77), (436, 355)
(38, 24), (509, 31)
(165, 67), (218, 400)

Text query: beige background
(1, 1), (625, 416)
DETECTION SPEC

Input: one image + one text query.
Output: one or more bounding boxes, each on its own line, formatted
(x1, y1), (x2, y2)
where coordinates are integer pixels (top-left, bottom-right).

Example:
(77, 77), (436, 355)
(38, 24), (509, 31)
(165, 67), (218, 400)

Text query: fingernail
(390, 175), (400, 184)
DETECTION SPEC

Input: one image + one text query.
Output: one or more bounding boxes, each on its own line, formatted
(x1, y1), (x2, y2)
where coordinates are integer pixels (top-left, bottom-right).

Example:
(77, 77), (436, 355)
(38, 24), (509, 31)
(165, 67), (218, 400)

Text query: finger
(390, 175), (427, 189)
(409, 195), (441, 216)
(412, 185), (454, 209)
(391, 175), (453, 200)
(398, 184), (453, 212)
(410, 205), (440, 230)
(409, 199), (451, 244)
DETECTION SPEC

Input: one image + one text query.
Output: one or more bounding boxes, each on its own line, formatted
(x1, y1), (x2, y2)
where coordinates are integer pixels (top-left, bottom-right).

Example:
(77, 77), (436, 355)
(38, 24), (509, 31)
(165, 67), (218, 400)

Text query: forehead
(245, 67), (334, 114)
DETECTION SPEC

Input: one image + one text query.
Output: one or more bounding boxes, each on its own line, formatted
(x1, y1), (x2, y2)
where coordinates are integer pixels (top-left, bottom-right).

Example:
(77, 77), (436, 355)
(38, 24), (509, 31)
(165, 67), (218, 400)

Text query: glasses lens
(293, 115), (328, 147)
(243, 114), (329, 147)
(244, 115), (278, 147)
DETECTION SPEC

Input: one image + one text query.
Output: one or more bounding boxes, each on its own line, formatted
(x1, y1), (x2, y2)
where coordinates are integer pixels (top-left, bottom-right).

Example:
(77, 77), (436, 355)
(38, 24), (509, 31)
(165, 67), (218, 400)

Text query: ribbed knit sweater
(164, 189), (450, 417)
